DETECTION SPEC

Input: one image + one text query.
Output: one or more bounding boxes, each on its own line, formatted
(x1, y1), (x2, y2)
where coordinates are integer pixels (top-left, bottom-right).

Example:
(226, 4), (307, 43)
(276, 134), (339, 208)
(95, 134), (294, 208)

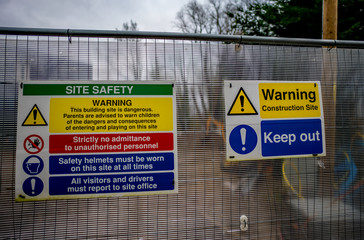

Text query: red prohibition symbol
(24, 135), (44, 154)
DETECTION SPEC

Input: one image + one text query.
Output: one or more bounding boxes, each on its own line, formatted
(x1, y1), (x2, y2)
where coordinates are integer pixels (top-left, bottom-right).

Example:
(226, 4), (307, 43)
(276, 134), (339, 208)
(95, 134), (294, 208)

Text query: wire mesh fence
(1, 28), (364, 239)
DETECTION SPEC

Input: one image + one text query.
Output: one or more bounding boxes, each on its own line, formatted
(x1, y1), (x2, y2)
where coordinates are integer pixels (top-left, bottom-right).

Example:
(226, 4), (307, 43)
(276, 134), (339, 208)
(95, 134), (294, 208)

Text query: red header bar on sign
(49, 133), (173, 154)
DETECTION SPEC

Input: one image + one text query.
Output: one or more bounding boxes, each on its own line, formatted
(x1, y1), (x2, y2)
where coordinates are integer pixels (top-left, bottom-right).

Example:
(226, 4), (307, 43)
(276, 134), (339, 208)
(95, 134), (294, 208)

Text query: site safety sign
(16, 81), (177, 201)
(225, 80), (326, 161)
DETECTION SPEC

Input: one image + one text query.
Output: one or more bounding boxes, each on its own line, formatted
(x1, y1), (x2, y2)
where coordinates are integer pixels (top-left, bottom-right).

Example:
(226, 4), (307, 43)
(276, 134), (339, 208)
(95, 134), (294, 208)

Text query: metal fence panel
(1, 29), (364, 239)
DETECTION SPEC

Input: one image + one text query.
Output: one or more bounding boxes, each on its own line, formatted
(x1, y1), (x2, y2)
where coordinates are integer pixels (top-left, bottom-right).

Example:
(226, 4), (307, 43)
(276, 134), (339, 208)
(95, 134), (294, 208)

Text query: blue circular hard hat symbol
(229, 125), (258, 154)
(23, 155), (44, 175)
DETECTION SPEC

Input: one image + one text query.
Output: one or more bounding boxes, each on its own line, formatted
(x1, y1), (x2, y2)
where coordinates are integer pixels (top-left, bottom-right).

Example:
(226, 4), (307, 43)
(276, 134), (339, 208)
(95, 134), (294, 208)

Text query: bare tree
(175, 0), (209, 33)
(121, 20), (138, 31)
(174, 0), (242, 34)
(116, 20), (142, 80)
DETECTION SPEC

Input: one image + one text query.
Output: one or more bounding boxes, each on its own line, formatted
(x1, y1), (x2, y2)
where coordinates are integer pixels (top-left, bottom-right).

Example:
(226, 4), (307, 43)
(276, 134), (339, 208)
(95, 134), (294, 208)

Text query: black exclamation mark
(240, 95), (244, 112)
(33, 109), (38, 124)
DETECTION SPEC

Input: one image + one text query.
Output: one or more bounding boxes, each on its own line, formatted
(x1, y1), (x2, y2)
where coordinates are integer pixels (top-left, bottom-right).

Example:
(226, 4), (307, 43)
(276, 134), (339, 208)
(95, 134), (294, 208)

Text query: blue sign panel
(49, 152), (174, 174)
(49, 172), (175, 195)
(261, 119), (323, 157)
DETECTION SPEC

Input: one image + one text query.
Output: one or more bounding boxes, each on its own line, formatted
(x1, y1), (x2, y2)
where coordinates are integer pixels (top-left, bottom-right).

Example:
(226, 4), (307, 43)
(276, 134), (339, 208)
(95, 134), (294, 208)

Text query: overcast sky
(0, 0), (193, 32)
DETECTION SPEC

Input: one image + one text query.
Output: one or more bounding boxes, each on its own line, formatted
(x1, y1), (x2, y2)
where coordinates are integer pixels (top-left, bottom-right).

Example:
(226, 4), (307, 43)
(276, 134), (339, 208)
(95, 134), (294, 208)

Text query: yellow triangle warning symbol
(228, 87), (258, 115)
(22, 104), (48, 126)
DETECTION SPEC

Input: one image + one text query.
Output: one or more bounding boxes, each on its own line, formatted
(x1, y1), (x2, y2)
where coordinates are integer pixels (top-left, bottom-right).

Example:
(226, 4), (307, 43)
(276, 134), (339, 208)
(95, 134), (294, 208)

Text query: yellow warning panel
(259, 82), (321, 119)
(228, 87), (258, 115)
(22, 104), (48, 126)
(49, 97), (173, 133)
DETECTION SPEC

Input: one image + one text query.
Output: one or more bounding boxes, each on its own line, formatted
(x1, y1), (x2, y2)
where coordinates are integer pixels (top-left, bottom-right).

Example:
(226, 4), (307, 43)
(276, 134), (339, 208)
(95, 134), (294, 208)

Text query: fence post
(322, 0), (338, 40)
(321, 0), (338, 196)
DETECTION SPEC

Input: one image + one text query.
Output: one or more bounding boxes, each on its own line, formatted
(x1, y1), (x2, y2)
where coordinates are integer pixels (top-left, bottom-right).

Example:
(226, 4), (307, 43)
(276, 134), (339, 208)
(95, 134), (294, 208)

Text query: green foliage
(338, 0), (364, 40)
(229, 0), (364, 40)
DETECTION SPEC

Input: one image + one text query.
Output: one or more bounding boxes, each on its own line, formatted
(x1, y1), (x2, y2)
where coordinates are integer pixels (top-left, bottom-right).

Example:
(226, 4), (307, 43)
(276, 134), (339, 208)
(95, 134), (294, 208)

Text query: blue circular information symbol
(23, 155), (44, 175)
(23, 177), (44, 197)
(229, 125), (258, 154)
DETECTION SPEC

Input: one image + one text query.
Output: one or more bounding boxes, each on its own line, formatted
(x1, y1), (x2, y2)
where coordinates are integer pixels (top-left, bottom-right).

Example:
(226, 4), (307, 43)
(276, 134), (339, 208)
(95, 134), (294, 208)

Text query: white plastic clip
(240, 215), (248, 231)
(318, 159), (325, 169)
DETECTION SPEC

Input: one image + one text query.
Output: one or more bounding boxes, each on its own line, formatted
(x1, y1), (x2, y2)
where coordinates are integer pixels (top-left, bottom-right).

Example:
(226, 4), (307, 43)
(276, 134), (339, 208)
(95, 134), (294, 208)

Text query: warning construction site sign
(16, 81), (177, 201)
(225, 80), (326, 161)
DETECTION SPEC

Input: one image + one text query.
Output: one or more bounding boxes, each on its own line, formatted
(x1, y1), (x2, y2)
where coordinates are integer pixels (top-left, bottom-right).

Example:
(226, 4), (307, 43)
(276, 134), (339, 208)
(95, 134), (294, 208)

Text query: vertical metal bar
(12, 35), (18, 239)
(36, 36), (39, 80)
(88, 37), (90, 80)
(173, 40), (176, 83)
(77, 37), (80, 80)
(145, 38), (148, 80)
(154, 39), (157, 80)
(135, 39), (138, 80)
(215, 41), (220, 239)
(0, 34), (6, 197)
(359, 48), (363, 240)
(126, 39), (129, 80)
(67, 36), (70, 80)
(164, 39), (166, 81)
(57, 36), (59, 80)
(47, 36), (50, 79)
(97, 38), (99, 80)
(107, 38), (109, 80)
(199, 40), (206, 237)
(117, 38), (119, 80)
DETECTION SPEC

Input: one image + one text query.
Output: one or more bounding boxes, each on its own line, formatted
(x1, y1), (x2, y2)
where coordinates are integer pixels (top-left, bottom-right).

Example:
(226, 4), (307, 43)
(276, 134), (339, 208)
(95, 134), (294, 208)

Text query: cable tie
(67, 29), (72, 44)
